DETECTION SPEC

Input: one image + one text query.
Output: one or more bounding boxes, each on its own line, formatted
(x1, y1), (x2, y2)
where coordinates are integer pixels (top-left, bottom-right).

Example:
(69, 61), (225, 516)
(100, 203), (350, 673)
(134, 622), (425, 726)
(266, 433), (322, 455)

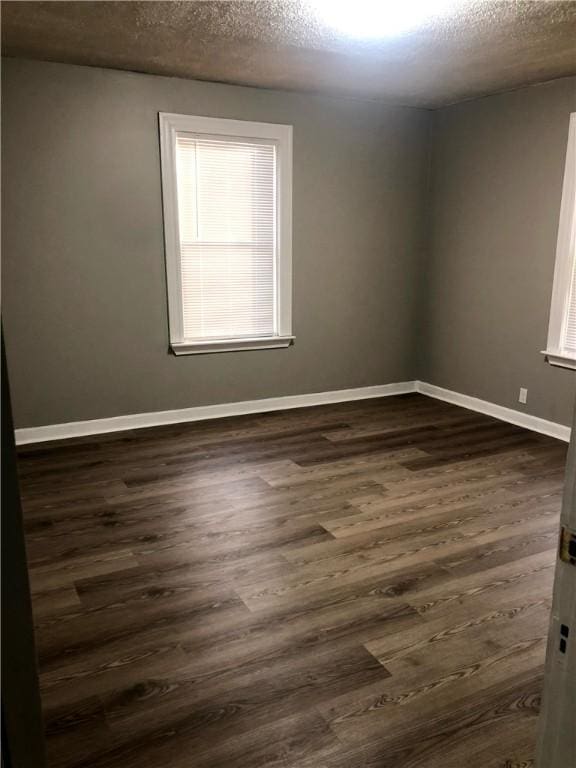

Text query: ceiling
(2, 0), (576, 108)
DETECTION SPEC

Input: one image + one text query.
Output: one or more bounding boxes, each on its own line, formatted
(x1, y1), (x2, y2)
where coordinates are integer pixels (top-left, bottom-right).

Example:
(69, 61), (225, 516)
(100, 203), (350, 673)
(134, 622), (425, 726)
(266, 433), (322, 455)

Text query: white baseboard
(15, 379), (571, 445)
(415, 381), (571, 442)
(14, 381), (417, 445)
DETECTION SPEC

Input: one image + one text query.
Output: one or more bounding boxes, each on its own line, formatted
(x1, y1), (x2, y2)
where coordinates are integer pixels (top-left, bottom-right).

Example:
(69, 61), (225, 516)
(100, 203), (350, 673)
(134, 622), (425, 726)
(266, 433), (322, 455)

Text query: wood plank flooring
(17, 394), (567, 768)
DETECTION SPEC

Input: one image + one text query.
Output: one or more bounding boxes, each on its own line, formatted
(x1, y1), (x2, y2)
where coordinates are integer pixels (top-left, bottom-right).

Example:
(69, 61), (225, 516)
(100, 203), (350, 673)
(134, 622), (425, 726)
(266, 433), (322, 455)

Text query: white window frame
(159, 112), (293, 355)
(543, 112), (576, 370)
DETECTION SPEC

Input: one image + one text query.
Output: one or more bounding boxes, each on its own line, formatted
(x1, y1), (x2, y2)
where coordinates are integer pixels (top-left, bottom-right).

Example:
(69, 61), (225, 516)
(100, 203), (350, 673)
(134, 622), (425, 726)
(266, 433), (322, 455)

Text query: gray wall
(1, 59), (430, 428)
(3, 59), (575, 430)
(421, 77), (576, 426)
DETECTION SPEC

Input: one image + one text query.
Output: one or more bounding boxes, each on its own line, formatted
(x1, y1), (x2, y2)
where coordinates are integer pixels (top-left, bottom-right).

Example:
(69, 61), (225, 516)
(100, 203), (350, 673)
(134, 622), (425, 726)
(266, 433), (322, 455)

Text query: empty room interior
(2, 1), (576, 767)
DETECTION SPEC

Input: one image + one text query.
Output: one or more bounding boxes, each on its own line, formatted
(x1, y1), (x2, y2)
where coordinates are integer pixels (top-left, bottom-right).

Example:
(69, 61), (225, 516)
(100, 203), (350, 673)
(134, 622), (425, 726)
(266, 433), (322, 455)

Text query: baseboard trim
(14, 382), (417, 445)
(415, 381), (571, 443)
(14, 380), (571, 445)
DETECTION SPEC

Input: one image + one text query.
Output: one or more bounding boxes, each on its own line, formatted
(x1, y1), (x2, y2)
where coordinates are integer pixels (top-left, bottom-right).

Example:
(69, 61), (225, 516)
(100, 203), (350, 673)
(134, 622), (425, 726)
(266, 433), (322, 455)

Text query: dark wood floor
(17, 394), (567, 768)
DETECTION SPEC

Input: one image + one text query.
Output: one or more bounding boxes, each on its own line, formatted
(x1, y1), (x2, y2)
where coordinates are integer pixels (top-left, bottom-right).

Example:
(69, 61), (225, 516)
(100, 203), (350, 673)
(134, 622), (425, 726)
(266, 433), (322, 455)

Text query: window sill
(541, 350), (576, 370)
(171, 336), (295, 355)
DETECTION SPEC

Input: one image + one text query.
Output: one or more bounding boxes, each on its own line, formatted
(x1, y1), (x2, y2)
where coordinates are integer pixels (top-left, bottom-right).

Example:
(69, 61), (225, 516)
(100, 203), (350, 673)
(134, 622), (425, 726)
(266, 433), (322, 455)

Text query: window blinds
(175, 134), (278, 341)
(561, 223), (576, 352)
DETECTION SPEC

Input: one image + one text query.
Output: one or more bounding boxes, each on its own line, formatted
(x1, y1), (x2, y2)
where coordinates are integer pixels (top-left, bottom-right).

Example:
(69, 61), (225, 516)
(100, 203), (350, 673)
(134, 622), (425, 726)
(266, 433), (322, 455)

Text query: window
(544, 113), (576, 370)
(159, 113), (293, 354)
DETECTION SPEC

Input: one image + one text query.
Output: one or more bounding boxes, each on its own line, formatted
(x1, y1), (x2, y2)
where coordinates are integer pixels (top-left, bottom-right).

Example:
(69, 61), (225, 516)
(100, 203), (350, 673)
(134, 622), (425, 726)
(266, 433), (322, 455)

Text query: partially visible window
(545, 113), (576, 369)
(159, 113), (293, 354)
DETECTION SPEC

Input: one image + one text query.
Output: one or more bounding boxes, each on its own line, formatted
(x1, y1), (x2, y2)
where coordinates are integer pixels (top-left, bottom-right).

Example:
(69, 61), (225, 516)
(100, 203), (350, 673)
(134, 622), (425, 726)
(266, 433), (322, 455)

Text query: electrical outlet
(518, 387), (528, 404)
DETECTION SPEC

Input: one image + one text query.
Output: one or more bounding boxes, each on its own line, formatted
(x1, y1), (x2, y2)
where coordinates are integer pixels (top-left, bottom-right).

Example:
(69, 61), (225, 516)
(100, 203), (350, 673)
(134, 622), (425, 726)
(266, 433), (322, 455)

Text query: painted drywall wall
(421, 77), (576, 426)
(1, 58), (430, 428)
(3, 59), (575, 431)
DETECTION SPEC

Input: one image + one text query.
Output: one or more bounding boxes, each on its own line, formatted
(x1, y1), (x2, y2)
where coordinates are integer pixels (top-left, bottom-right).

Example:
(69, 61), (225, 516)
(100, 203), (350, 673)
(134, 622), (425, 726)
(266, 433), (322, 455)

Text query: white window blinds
(160, 114), (293, 355)
(563, 231), (576, 353)
(545, 113), (576, 369)
(176, 135), (277, 341)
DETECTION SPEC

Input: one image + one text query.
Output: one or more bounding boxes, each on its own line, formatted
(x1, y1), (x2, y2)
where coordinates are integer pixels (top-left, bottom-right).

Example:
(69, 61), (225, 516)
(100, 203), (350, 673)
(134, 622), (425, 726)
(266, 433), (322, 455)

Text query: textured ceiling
(2, 0), (576, 108)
